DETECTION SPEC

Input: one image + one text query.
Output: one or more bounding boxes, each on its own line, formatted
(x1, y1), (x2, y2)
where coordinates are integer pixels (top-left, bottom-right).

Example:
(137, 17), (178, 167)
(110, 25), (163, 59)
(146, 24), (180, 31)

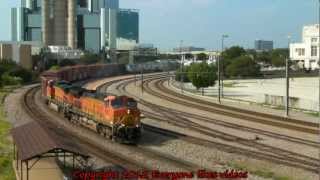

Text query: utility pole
(179, 40), (184, 93)
(286, 36), (291, 117)
(219, 35), (229, 102)
(318, 1), (320, 180)
(141, 68), (144, 93)
(218, 54), (221, 103)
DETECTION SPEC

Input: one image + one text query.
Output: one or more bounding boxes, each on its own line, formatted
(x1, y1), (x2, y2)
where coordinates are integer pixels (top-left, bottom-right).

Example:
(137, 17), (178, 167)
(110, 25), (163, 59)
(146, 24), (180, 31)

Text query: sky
(0, 0), (318, 51)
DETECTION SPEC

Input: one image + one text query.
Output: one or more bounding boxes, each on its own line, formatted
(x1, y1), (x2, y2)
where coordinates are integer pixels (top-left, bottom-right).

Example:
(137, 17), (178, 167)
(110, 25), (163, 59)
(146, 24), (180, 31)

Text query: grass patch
(0, 87), (16, 180)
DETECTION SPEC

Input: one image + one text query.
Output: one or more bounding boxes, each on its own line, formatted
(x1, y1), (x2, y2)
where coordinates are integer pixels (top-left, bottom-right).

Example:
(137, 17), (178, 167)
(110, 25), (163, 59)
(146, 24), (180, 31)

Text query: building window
(296, 48), (305, 56)
(311, 38), (318, 43)
(311, 46), (318, 56)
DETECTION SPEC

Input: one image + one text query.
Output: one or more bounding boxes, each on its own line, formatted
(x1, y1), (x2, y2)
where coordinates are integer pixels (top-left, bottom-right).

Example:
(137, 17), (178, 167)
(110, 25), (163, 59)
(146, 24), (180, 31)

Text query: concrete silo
(68, 0), (76, 49)
(41, 0), (76, 48)
(53, 0), (67, 45)
(42, 0), (51, 46)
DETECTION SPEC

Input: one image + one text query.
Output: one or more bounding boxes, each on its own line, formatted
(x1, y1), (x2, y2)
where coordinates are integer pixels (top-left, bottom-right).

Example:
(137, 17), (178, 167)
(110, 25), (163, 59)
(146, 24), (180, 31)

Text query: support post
(16, 150), (19, 170)
(141, 69), (144, 93)
(21, 160), (23, 180)
(72, 154), (75, 169)
(13, 143), (15, 160)
(63, 152), (66, 168)
(26, 161), (29, 180)
(286, 36), (291, 117)
(285, 57), (289, 117)
(218, 55), (221, 103)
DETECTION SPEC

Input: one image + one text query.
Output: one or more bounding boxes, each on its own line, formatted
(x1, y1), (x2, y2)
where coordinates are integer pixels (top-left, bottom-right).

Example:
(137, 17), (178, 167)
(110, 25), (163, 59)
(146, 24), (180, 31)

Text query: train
(126, 60), (179, 73)
(41, 64), (142, 143)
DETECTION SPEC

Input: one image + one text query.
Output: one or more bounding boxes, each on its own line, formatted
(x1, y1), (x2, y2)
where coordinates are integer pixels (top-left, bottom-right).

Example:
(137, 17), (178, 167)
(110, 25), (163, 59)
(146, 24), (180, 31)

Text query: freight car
(126, 60), (179, 74)
(41, 64), (141, 143)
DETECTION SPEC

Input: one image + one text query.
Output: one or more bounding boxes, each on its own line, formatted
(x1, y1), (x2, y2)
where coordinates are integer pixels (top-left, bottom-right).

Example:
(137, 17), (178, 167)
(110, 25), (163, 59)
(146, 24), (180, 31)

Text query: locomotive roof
(55, 81), (118, 101)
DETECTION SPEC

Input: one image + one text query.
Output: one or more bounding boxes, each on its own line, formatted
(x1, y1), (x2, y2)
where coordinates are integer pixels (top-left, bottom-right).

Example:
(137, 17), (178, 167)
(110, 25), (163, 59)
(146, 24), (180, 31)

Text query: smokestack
(42, 0), (50, 46)
(54, 0), (67, 45)
(100, 8), (106, 50)
(68, 0), (76, 49)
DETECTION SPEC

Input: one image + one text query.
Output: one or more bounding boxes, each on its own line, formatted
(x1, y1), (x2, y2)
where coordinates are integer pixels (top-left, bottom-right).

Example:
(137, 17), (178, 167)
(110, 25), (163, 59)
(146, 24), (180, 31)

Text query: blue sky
(0, 0), (318, 51)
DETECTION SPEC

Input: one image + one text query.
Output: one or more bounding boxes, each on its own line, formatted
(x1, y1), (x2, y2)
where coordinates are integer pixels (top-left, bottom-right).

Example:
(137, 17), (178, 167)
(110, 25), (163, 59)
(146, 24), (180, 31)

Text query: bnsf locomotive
(41, 64), (141, 143)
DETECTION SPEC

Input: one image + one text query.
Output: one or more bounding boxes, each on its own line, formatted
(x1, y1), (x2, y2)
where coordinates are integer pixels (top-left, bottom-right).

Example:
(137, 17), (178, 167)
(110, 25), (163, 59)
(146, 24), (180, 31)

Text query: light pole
(318, 1), (320, 180)
(179, 40), (184, 93)
(220, 34), (229, 100)
(285, 35), (291, 117)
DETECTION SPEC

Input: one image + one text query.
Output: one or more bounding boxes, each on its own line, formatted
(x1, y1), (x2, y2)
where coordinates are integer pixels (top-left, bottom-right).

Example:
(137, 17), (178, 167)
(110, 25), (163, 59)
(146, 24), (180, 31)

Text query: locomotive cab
(104, 96), (141, 143)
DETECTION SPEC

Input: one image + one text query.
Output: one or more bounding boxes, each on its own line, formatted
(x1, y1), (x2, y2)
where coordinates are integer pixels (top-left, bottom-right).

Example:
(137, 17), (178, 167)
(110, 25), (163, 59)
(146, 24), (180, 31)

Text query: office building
(290, 24), (320, 70)
(255, 40), (273, 51)
(11, 0), (139, 54)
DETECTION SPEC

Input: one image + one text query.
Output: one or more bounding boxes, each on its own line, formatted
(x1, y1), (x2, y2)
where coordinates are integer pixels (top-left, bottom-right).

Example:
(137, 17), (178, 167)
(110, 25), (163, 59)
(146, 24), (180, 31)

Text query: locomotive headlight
(127, 109), (131, 114)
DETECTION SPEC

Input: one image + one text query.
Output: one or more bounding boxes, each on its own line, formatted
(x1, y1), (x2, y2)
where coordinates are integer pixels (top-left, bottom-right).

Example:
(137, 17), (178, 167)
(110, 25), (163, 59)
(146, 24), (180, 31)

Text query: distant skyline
(0, 0), (318, 51)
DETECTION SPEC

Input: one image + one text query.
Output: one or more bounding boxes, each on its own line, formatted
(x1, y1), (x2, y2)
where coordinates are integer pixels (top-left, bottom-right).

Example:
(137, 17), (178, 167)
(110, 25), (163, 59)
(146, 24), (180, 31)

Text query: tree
(256, 51), (272, 65)
(271, 56), (286, 67)
(187, 63), (217, 95)
(197, 53), (208, 61)
(226, 56), (261, 78)
(222, 46), (246, 60)
(270, 48), (288, 67)
(59, 59), (76, 67)
(9, 67), (33, 83)
(175, 66), (190, 82)
(79, 52), (100, 65)
(221, 46), (247, 74)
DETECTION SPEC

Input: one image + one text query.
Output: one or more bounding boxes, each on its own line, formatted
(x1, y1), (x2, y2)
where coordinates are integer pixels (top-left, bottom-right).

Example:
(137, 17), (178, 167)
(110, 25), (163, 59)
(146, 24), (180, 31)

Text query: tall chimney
(68, 0), (76, 49)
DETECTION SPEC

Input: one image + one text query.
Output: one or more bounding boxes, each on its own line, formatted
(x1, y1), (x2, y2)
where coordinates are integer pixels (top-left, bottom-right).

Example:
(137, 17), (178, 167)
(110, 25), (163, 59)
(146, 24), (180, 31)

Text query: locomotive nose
(121, 114), (135, 126)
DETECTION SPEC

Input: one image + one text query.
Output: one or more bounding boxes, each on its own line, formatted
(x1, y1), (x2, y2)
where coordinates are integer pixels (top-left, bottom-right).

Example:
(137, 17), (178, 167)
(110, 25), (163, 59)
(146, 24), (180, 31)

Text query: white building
(45, 46), (84, 60)
(290, 24), (320, 70)
(166, 50), (220, 66)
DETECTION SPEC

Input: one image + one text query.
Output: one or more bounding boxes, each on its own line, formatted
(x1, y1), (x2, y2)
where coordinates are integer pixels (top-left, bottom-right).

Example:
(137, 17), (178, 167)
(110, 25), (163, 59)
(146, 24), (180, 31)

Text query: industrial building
(290, 24), (320, 70)
(0, 41), (34, 70)
(11, 0), (139, 54)
(254, 40), (274, 51)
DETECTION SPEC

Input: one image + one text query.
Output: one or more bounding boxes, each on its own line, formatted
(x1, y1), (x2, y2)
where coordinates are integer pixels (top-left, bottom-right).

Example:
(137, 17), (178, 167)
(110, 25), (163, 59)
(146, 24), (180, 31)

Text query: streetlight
(317, 0), (320, 179)
(285, 35), (291, 117)
(179, 40), (184, 93)
(219, 34), (229, 102)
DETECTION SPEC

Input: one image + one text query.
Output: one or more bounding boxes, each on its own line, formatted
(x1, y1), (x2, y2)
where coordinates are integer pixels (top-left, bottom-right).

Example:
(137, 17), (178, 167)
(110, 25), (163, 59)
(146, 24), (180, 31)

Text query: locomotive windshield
(111, 98), (123, 108)
(127, 98), (137, 108)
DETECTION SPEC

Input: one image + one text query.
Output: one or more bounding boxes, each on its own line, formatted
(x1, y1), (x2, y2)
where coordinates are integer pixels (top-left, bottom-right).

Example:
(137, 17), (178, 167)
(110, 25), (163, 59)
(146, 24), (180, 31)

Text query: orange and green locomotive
(41, 64), (141, 143)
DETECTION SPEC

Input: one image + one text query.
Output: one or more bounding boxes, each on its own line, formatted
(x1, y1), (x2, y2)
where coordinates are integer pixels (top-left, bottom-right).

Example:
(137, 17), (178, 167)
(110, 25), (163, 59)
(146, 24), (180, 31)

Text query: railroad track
(111, 76), (319, 148)
(22, 84), (201, 174)
(155, 78), (319, 134)
(22, 86), (147, 171)
(97, 75), (320, 173)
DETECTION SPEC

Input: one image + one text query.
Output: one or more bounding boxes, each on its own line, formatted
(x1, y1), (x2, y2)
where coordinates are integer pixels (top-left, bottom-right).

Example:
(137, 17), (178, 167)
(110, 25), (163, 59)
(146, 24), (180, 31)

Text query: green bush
(1, 73), (22, 86)
(8, 67), (33, 83)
